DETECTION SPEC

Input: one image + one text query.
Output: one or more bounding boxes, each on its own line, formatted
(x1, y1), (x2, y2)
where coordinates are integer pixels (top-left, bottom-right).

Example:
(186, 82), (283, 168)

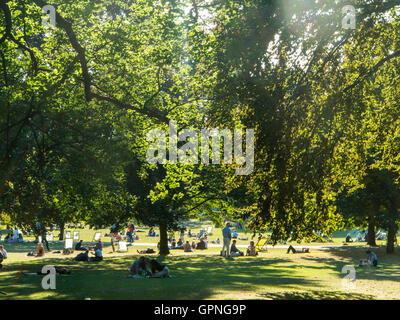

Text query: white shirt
(0, 248), (7, 259)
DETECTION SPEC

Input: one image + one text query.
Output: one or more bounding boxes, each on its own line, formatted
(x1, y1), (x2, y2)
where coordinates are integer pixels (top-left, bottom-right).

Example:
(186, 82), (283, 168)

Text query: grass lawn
(1, 222), (399, 300)
(1, 243), (399, 300)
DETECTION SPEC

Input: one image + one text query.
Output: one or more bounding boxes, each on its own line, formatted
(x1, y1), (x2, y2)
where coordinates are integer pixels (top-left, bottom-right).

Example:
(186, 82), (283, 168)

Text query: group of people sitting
(129, 256), (169, 278)
(346, 231), (397, 244)
(2, 233), (24, 243)
(165, 237), (208, 251)
(220, 240), (258, 257)
(73, 240), (103, 262)
(27, 243), (45, 257)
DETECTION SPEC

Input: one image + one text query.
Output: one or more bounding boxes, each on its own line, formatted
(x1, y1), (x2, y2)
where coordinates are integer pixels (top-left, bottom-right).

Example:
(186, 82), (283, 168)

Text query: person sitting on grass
(36, 243), (45, 257)
(183, 240), (193, 252)
(75, 240), (87, 251)
(232, 231), (238, 239)
(94, 240), (103, 251)
(17, 233), (24, 243)
(191, 241), (197, 249)
(143, 257), (170, 278)
(345, 233), (353, 243)
(230, 240), (244, 257)
(74, 249), (89, 262)
(197, 237), (207, 250)
(360, 250), (378, 267)
(246, 241), (258, 256)
(286, 245), (309, 254)
(89, 247), (103, 262)
(148, 228), (156, 237)
(0, 245), (8, 269)
(171, 239), (183, 250)
(129, 257), (148, 278)
(4, 234), (12, 243)
(177, 238), (183, 247)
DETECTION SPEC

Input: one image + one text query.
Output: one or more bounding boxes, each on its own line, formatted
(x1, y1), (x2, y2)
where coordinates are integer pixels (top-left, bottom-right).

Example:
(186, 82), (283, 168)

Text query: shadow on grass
(1, 241), (113, 253)
(0, 254), (323, 300)
(306, 246), (400, 283)
(261, 290), (375, 300)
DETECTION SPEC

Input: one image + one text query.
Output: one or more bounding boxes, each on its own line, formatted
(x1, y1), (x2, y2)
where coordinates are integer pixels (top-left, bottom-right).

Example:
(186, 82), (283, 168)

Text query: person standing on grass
(221, 223), (232, 257)
(127, 221), (135, 243)
(179, 226), (185, 241)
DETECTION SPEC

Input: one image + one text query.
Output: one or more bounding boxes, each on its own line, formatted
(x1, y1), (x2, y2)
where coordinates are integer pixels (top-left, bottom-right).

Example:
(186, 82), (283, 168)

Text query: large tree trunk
(159, 220), (170, 256)
(59, 223), (65, 241)
(386, 223), (397, 254)
(367, 216), (376, 246)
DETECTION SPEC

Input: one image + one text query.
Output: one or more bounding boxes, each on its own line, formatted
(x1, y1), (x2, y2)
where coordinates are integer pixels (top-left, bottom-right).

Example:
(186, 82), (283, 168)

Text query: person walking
(221, 223), (232, 257)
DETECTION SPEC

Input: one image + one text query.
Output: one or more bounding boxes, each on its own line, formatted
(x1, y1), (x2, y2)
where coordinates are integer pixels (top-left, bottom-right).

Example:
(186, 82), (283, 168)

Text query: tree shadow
(305, 246), (400, 283)
(1, 240), (113, 253)
(0, 254), (323, 300)
(261, 290), (375, 300)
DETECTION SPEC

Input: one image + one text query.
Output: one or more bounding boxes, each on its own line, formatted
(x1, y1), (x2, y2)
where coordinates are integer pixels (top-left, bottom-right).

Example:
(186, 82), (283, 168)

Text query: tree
(186, 0), (400, 242)
(126, 154), (231, 255)
(337, 169), (400, 253)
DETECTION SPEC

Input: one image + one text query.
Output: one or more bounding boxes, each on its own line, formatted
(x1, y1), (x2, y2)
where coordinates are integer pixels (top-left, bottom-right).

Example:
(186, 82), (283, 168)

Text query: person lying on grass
(36, 266), (71, 275)
(230, 240), (244, 257)
(137, 248), (155, 254)
(360, 250), (378, 267)
(143, 257), (170, 278)
(286, 245), (309, 254)
(129, 257), (169, 278)
(0, 245), (8, 269)
(246, 241), (258, 256)
(129, 257), (148, 278)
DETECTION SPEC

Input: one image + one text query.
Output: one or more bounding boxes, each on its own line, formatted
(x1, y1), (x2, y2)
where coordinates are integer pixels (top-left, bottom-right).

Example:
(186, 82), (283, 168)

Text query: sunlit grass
(1, 245), (399, 300)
